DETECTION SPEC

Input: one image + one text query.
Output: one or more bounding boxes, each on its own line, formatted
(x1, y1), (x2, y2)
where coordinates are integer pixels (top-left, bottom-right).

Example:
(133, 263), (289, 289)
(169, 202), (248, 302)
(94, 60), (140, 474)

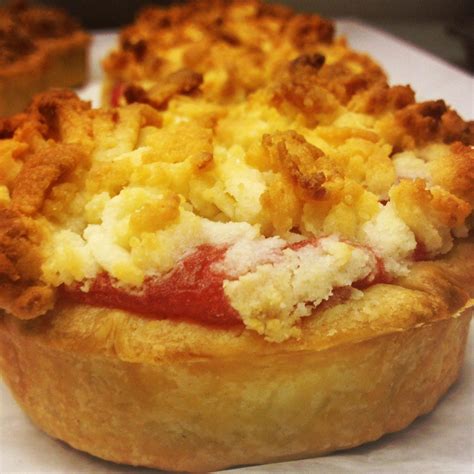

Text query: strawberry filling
(63, 240), (389, 325)
(63, 244), (241, 326)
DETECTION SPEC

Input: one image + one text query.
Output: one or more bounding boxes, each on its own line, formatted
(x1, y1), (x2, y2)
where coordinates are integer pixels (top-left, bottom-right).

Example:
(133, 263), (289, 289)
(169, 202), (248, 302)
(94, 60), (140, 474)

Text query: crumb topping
(0, 0), (472, 341)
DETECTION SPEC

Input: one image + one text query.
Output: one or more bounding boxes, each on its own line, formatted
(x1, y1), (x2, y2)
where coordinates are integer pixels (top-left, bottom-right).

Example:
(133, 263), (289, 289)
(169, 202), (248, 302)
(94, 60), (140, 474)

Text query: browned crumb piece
(349, 83), (416, 114)
(124, 69), (203, 109)
(271, 52), (385, 124)
(271, 53), (339, 123)
(12, 143), (85, 216)
(262, 130), (326, 198)
(396, 100), (473, 147)
(430, 142), (474, 207)
(25, 89), (92, 142)
(0, 205), (54, 319)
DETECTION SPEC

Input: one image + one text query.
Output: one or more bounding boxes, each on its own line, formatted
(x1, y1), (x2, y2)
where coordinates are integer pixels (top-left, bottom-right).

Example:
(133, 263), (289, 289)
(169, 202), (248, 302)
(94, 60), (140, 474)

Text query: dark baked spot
(122, 38), (147, 62)
(124, 69), (203, 109)
(0, 114), (26, 139)
(289, 53), (326, 74)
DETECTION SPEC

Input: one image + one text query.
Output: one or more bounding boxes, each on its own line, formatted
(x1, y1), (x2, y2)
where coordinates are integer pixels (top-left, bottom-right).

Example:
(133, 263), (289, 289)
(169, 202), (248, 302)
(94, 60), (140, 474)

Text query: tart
(0, 1), (90, 117)
(0, 1), (474, 472)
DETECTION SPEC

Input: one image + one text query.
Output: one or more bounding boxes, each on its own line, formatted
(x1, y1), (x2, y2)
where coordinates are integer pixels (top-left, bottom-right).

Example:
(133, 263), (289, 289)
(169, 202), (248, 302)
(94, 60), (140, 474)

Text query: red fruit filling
(63, 240), (389, 325)
(110, 82), (125, 107)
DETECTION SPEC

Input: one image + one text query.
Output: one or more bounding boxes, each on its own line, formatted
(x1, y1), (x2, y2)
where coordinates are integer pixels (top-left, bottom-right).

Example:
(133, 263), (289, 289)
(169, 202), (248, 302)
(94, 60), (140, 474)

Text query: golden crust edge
(0, 305), (471, 472)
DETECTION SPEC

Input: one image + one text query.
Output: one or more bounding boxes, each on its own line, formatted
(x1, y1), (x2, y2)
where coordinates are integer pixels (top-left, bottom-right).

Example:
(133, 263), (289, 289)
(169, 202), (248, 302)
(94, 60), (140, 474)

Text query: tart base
(0, 303), (471, 472)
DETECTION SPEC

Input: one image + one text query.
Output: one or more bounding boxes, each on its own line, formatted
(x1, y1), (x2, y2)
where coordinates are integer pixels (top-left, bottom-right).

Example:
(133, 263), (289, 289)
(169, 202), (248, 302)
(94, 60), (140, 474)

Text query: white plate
(1, 21), (473, 474)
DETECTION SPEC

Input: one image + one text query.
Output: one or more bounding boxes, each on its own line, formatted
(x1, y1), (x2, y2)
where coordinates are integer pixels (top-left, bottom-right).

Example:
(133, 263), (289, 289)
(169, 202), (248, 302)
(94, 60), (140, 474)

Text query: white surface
(1, 21), (473, 474)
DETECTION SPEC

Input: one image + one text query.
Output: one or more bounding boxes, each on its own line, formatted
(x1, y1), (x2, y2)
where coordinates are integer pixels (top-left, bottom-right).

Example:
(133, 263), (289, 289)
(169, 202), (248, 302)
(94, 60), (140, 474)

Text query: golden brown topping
(23, 89), (92, 142)
(396, 100), (473, 147)
(103, 0), (337, 104)
(262, 131), (326, 198)
(271, 52), (385, 124)
(430, 143), (474, 207)
(349, 83), (415, 114)
(124, 69), (203, 110)
(260, 174), (302, 235)
(390, 179), (472, 254)
(0, 204), (54, 319)
(0, 207), (41, 281)
(12, 144), (85, 216)
(286, 13), (334, 47)
(271, 58), (339, 124)
(315, 60), (385, 105)
(0, 0), (472, 330)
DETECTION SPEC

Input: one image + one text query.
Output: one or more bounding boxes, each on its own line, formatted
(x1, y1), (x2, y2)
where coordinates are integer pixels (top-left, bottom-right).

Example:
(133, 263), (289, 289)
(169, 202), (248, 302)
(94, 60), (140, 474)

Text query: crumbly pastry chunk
(0, 1), (90, 117)
(0, 1), (473, 471)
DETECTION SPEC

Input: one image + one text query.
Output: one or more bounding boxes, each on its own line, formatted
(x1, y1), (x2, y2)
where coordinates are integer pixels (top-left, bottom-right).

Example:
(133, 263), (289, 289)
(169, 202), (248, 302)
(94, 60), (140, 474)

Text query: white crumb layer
(392, 151), (432, 183)
(42, 186), (263, 287)
(361, 203), (417, 276)
(41, 230), (99, 286)
(213, 236), (286, 277)
(223, 237), (375, 343)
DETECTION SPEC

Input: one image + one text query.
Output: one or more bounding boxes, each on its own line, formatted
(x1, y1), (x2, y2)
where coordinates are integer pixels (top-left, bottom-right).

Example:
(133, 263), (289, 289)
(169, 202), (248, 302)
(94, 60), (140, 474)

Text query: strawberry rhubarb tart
(0, 1), (473, 471)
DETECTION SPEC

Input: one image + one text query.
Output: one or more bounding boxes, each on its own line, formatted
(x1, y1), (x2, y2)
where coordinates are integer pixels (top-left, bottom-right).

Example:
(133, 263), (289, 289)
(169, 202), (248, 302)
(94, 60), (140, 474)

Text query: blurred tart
(0, 1), (90, 117)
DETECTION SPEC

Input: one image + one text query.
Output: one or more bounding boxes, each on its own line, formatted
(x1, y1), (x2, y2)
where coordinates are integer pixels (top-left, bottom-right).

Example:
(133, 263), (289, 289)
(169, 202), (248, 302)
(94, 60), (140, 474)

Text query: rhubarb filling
(62, 236), (388, 341)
